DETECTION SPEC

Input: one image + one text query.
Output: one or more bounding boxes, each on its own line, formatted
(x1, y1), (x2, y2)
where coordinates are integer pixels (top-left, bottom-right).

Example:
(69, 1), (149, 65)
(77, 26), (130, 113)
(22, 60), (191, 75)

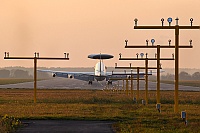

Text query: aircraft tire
(88, 81), (92, 85)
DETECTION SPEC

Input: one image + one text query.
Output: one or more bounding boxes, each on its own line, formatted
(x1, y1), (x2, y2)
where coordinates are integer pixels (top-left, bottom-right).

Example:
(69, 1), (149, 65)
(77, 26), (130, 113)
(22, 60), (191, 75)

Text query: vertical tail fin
(100, 53), (101, 76)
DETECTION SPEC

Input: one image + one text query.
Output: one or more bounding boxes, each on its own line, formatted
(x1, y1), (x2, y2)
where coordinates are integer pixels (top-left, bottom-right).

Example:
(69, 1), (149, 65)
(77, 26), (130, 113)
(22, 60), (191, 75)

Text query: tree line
(1, 69), (200, 80)
(0, 69), (51, 79)
(149, 71), (200, 80)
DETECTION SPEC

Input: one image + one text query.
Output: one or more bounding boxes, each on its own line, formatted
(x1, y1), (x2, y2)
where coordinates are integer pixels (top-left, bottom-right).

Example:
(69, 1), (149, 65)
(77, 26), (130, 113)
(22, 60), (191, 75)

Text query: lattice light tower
(132, 17), (200, 113)
(115, 57), (161, 104)
(4, 52), (69, 103)
(111, 67), (146, 100)
(118, 43), (175, 105)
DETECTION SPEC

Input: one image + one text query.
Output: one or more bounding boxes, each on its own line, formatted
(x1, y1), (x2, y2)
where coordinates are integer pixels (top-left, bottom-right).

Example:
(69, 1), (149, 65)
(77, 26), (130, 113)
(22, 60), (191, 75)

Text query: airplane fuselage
(94, 61), (107, 81)
(41, 53), (114, 85)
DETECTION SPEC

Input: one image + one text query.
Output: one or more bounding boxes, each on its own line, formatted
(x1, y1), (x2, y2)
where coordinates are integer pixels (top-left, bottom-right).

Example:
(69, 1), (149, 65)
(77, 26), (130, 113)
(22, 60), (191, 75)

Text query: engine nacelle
(52, 73), (56, 77)
(68, 75), (73, 79)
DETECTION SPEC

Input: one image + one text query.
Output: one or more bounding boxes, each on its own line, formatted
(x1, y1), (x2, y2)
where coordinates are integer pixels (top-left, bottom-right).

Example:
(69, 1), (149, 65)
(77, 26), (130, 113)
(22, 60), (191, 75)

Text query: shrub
(0, 114), (22, 133)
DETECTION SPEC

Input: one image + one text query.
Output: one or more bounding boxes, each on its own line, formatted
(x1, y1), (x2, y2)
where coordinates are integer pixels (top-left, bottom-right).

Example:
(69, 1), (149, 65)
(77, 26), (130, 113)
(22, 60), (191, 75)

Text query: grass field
(0, 89), (200, 133)
(151, 80), (200, 87)
(0, 79), (35, 85)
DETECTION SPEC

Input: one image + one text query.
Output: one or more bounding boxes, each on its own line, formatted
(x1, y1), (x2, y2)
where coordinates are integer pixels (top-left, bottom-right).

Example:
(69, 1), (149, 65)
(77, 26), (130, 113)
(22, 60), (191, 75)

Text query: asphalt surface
(17, 120), (115, 133)
(0, 78), (199, 91)
(0, 78), (104, 90)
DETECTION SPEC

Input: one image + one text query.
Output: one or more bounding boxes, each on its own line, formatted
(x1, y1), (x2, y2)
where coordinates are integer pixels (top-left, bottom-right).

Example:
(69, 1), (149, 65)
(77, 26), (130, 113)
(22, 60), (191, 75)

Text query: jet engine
(52, 73), (56, 77)
(68, 75), (73, 79)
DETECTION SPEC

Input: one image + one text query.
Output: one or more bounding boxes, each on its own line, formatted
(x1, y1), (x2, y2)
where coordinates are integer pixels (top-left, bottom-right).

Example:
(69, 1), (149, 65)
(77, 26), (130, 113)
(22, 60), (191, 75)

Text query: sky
(0, 0), (200, 68)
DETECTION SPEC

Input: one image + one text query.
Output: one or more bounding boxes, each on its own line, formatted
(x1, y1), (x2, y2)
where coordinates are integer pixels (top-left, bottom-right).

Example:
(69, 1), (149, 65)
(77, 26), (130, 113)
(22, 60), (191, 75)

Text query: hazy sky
(0, 0), (200, 68)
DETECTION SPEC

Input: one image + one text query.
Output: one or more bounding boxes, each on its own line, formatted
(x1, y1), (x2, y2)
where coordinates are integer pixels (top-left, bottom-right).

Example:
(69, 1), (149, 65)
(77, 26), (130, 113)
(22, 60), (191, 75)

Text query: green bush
(0, 114), (21, 133)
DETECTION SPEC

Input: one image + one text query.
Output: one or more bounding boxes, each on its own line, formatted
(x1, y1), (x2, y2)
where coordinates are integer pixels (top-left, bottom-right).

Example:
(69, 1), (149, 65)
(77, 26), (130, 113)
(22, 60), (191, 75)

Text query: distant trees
(161, 73), (175, 80)
(37, 71), (51, 79)
(0, 68), (200, 80)
(179, 71), (191, 80)
(12, 70), (32, 79)
(0, 69), (10, 78)
(192, 72), (200, 80)
(160, 71), (200, 80)
(0, 69), (51, 79)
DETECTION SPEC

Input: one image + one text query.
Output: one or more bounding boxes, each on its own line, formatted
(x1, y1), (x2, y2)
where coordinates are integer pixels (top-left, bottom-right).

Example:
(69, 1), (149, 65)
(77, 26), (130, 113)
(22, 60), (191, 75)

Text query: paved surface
(0, 78), (105, 90)
(0, 78), (199, 91)
(17, 120), (114, 133)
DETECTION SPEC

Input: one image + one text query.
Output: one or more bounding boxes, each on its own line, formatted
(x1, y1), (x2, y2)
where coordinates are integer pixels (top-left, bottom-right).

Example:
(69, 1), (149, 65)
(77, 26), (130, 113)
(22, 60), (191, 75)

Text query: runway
(17, 120), (114, 133)
(0, 78), (199, 91)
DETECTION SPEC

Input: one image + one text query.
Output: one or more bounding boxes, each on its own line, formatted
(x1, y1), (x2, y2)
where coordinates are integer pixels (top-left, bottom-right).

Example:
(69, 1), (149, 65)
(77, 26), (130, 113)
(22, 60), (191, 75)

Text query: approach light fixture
(134, 18), (138, 26)
(5, 52), (9, 57)
(172, 53), (174, 59)
(145, 53), (148, 58)
(151, 39), (155, 45)
(64, 53), (69, 58)
(189, 39), (192, 46)
(34, 52), (37, 57)
(119, 53), (122, 59)
(161, 18), (164, 26)
(175, 17), (179, 26)
(168, 39), (171, 46)
(140, 53), (144, 58)
(167, 17), (172, 26)
(125, 39), (128, 46)
(136, 53), (139, 59)
(190, 18), (193, 26)
(37, 53), (39, 58)
(146, 39), (149, 46)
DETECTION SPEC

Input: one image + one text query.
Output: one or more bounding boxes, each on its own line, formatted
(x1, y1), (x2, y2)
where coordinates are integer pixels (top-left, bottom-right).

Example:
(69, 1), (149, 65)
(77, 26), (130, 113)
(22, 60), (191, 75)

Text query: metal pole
(174, 26), (179, 113)
(132, 20), (199, 112)
(3, 53), (69, 103)
(126, 79), (129, 95)
(118, 80), (119, 92)
(157, 45), (160, 103)
(145, 58), (148, 104)
(34, 57), (37, 103)
(131, 70), (133, 98)
(123, 80), (124, 91)
(137, 67), (140, 101)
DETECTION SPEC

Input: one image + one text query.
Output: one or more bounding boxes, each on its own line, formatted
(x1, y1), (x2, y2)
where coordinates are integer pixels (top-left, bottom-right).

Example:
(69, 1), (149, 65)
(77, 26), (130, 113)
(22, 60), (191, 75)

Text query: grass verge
(0, 78), (46, 85)
(0, 89), (199, 132)
(151, 80), (200, 87)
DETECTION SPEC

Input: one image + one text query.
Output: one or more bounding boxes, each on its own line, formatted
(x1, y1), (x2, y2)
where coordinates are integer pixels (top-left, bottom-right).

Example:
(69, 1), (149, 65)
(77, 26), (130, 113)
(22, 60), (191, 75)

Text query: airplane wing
(106, 69), (165, 81)
(106, 71), (152, 76)
(105, 71), (153, 81)
(38, 69), (95, 81)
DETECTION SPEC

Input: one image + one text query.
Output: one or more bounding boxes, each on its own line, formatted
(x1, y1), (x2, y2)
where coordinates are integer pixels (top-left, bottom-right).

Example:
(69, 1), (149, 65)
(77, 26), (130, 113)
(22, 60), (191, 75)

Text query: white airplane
(38, 53), (152, 85)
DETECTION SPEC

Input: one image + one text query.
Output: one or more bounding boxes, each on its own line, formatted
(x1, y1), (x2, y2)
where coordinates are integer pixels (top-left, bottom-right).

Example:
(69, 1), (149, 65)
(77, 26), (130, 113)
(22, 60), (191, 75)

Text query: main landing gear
(107, 80), (112, 85)
(88, 80), (92, 85)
